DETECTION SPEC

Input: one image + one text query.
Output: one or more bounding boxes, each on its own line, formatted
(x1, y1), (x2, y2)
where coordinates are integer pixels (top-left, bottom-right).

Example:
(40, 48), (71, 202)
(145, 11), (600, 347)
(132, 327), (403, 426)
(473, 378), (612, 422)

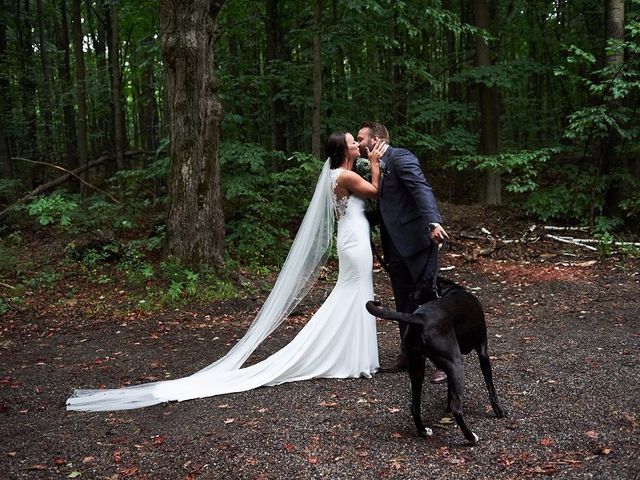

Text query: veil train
(67, 160), (335, 411)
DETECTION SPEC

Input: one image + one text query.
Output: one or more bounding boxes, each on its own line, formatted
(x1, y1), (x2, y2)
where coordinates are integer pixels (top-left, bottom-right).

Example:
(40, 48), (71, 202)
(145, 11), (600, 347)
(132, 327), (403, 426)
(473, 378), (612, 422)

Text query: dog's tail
(365, 301), (424, 326)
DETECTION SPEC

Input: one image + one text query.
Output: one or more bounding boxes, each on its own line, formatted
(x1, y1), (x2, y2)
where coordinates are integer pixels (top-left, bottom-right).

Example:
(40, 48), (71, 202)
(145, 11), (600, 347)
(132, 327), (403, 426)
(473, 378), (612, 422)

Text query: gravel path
(1, 256), (639, 479)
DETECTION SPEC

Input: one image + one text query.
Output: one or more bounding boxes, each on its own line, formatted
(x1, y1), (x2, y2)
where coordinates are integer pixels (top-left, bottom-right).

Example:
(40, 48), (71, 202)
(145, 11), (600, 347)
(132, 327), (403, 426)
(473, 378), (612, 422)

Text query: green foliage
(220, 142), (321, 266)
(152, 261), (236, 306)
(593, 216), (625, 235)
(524, 164), (606, 222)
(446, 148), (559, 194)
(0, 243), (18, 277)
(161, 262), (199, 300)
(109, 157), (169, 197)
(26, 269), (60, 289)
(0, 179), (23, 199)
(24, 193), (78, 229)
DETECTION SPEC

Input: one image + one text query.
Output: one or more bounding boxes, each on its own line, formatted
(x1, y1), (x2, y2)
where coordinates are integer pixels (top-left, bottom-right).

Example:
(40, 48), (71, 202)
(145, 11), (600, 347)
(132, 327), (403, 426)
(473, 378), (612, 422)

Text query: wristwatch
(428, 223), (440, 232)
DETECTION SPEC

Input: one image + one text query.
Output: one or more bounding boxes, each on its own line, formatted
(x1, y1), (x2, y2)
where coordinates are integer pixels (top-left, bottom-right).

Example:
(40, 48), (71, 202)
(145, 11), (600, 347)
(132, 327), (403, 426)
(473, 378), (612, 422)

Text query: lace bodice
(329, 168), (350, 219)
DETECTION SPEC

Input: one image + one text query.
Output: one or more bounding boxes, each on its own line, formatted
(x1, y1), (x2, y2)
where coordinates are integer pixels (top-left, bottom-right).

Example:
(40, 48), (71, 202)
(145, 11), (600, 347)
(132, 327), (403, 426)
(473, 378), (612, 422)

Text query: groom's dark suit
(378, 146), (443, 337)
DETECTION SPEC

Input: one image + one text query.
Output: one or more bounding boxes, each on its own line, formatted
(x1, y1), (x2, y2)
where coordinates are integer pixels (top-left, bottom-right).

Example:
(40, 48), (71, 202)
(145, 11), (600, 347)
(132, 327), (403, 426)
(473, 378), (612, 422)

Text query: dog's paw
(468, 432), (479, 444)
(420, 427), (433, 437)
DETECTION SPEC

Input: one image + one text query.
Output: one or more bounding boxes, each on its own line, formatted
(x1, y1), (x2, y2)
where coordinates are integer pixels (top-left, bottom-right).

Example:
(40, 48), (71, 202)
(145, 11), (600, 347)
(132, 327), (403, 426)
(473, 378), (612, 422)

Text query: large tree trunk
(71, 0), (89, 191)
(159, 0), (226, 269)
(109, 2), (127, 172)
(311, 0), (322, 159)
(473, 0), (501, 205)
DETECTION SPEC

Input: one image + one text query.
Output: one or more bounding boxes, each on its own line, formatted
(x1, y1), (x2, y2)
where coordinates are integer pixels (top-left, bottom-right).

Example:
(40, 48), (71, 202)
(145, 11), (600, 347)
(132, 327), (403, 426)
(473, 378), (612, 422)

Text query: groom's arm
(394, 149), (442, 225)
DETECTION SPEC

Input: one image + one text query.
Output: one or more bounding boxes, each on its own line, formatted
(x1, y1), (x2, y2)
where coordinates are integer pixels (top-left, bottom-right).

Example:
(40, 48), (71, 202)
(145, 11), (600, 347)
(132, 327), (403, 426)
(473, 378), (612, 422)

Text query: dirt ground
(1, 204), (639, 479)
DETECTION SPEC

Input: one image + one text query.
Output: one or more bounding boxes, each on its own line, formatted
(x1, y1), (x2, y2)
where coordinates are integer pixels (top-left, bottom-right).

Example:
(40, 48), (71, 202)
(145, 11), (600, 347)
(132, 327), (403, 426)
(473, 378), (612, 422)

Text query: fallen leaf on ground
(23, 465), (47, 471)
(118, 466), (140, 476)
(595, 446), (613, 455)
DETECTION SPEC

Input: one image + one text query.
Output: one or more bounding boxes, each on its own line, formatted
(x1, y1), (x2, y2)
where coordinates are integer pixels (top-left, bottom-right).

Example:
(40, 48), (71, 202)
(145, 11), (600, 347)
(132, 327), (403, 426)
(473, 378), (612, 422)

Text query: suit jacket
(378, 146), (442, 258)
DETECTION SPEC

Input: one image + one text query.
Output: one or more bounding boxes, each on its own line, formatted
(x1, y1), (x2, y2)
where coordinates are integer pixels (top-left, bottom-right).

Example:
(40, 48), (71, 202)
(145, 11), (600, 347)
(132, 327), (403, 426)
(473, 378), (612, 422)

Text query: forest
(1, 0), (639, 308)
(2, 3), (640, 478)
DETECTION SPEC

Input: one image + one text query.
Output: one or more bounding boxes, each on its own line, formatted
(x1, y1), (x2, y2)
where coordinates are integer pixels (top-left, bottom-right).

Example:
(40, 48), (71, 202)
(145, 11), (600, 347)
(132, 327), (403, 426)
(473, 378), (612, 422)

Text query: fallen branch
(546, 234), (598, 251)
(0, 151), (149, 223)
(0, 157), (105, 222)
(0, 282), (16, 290)
(13, 157), (121, 205)
(561, 238), (640, 247)
(543, 225), (589, 232)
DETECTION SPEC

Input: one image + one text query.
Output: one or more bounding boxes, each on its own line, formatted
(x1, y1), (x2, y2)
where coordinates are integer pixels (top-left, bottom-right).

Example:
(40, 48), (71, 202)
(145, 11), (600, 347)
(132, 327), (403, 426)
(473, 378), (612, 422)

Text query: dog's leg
(408, 355), (432, 437)
(477, 343), (506, 418)
(442, 359), (479, 445)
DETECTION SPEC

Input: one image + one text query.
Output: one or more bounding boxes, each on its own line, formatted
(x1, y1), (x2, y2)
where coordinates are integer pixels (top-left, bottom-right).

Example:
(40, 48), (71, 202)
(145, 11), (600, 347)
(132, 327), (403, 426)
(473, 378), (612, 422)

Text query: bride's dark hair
(325, 131), (347, 169)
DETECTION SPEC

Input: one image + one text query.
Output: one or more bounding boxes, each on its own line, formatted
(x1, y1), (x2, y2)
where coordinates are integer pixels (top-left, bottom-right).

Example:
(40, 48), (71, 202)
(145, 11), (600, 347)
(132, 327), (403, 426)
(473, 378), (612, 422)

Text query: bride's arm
(339, 141), (386, 199)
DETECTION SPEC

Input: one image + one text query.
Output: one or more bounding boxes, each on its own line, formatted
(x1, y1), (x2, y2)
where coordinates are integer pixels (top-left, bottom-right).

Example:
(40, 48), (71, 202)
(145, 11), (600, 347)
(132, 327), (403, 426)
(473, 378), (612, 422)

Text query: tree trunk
(53, 0), (77, 170)
(0, 0), (13, 185)
(391, 16), (407, 128)
(109, 1), (127, 172)
(15, 0), (38, 186)
(71, 0), (89, 191)
(36, 0), (54, 165)
(140, 55), (158, 154)
(473, 0), (501, 205)
(602, 0), (625, 218)
(311, 0), (322, 159)
(331, 0), (345, 104)
(159, 0), (226, 269)
(265, 0), (287, 152)
(90, 0), (113, 173)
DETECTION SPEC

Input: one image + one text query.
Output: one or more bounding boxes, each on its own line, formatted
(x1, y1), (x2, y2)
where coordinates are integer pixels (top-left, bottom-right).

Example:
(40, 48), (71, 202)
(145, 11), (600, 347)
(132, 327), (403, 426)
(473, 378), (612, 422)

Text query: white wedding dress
(67, 165), (378, 411)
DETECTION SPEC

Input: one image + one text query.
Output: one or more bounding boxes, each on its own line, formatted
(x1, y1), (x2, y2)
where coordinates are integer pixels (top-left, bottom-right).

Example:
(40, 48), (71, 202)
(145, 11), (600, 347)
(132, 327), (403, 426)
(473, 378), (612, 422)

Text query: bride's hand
(367, 140), (388, 165)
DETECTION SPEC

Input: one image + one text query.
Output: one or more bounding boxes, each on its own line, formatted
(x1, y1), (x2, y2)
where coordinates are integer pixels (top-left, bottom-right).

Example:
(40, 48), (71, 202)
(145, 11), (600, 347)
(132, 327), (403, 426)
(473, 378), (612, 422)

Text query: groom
(357, 122), (449, 382)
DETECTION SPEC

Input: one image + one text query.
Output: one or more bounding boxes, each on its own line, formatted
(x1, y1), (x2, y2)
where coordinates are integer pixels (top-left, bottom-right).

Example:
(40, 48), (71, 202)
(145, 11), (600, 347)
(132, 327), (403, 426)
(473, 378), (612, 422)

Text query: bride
(67, 132), (387, 411)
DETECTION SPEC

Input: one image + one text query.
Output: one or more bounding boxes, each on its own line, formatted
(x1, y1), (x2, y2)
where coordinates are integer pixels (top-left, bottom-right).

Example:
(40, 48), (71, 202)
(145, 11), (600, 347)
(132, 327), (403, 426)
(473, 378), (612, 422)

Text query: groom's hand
(430, 224), (449, 243)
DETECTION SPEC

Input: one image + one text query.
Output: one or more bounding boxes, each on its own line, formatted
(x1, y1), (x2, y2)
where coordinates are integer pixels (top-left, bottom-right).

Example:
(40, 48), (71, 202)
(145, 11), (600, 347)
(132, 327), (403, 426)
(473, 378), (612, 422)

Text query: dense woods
(1, 1), (639, 281)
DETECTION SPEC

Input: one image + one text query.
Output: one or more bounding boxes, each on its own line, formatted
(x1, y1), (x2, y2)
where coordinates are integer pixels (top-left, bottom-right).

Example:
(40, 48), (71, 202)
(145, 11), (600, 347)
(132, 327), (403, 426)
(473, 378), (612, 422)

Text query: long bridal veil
(67, 160), (335, 411)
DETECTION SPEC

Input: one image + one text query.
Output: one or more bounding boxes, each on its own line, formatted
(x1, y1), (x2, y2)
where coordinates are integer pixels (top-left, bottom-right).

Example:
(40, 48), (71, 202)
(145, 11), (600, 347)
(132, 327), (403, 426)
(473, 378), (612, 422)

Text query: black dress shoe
(430, 369), (447, 384)
(378, 354), (408, 373)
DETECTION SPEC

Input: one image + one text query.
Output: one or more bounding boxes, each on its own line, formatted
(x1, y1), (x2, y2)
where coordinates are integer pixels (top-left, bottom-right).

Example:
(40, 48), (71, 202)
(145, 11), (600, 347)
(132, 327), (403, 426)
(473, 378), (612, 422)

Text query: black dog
(366, 277), (505, 444)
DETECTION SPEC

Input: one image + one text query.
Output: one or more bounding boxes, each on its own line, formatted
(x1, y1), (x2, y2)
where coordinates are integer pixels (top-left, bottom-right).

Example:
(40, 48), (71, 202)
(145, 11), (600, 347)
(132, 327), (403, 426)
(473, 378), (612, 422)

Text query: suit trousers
(380, 221), (439, 340)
